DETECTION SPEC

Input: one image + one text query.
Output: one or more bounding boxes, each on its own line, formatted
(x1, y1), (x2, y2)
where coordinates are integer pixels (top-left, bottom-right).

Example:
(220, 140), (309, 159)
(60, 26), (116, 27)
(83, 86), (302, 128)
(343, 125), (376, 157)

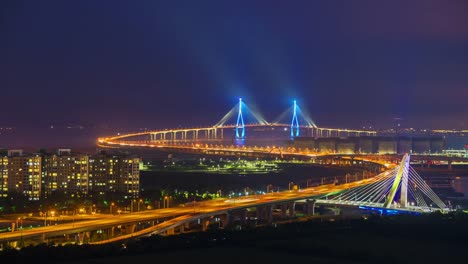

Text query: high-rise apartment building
(7, 153), (42, 200)
(1, 150), (140, 200)
(88, 154), (140, 198)
(0, 156), (8, 198)
(42, 151), (89, 198)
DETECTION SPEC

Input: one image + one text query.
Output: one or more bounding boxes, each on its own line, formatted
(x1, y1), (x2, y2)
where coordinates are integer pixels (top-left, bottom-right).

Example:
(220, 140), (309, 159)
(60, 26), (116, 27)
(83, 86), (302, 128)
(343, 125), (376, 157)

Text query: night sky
(1, 0), (467, 148)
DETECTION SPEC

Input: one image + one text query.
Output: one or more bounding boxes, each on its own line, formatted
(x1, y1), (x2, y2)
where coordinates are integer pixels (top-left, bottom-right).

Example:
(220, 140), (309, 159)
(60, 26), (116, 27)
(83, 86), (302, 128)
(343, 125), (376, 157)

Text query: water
(140, 163), (361, 193)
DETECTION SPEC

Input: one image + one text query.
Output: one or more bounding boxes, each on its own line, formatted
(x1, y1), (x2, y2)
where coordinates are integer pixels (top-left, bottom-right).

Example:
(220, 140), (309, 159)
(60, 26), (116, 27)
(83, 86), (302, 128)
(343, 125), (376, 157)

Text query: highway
(0, 169), (394, 244)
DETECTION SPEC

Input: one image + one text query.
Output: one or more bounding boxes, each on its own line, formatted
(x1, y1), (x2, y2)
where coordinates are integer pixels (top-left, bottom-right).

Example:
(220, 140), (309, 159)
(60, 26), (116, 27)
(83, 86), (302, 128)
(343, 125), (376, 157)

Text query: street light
(163, 196), (169, 208)
(110, 202), (115, 214)
(138, 199), (143, 212)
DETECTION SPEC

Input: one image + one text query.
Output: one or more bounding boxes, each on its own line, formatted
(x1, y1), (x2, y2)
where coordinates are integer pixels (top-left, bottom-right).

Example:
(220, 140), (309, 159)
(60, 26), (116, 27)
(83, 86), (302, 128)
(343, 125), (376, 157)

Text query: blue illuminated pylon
(236, 98), (245, 139)
(291, 100), (300, 137)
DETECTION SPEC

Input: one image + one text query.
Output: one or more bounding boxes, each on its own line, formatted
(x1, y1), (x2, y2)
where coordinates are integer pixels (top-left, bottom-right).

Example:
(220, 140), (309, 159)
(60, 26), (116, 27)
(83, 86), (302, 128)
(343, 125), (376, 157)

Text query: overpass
(0, 154), (448, 248)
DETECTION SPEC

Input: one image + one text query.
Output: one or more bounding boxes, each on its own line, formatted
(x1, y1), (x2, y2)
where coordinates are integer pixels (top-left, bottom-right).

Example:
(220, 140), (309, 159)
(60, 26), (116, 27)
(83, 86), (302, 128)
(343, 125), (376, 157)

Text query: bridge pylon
(291, 100), (300, 137)
(235, 98), (245, 139)
(384, 154), (410, 208)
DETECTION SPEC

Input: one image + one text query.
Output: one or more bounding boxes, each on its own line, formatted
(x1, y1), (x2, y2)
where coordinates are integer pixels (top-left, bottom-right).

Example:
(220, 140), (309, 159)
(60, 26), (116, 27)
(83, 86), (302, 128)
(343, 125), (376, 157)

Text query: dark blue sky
(1, 0), (468, 135)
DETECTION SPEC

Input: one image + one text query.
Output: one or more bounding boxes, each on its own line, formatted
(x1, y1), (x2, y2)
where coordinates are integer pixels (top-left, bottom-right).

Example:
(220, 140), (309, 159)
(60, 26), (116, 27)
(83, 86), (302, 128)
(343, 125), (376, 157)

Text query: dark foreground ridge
(1, 211), (468, 263)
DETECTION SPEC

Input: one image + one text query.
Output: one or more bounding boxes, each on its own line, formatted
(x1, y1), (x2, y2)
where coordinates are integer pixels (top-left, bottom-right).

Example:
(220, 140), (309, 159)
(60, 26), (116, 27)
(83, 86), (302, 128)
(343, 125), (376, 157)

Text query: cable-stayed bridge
(316, 154), (447, 213)
(98, 98), (376, 149)
(96, 98), (468, 167)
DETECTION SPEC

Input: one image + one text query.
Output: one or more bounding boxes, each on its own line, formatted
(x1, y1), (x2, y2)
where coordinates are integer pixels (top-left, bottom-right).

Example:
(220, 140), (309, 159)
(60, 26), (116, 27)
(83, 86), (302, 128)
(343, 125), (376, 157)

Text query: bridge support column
(239, 209), (247, 224)
(280, 203), (288, 219)
(220, 213), (230, 228)
(166, 228), (175, 235)
(109, 227), (115, 238)
(76, 232), (87, 244)
(256, 207), (262, 219)
(127, 224), (136, 234)
(265, 206), (272, 224)
(448, 160), (453, 171)
(202, 218), (211, 231)
(288, 202), (296, 217)
(257, 206), (272, 223)
(304, 199), (316, 216)
(84, 232), (90, 244)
